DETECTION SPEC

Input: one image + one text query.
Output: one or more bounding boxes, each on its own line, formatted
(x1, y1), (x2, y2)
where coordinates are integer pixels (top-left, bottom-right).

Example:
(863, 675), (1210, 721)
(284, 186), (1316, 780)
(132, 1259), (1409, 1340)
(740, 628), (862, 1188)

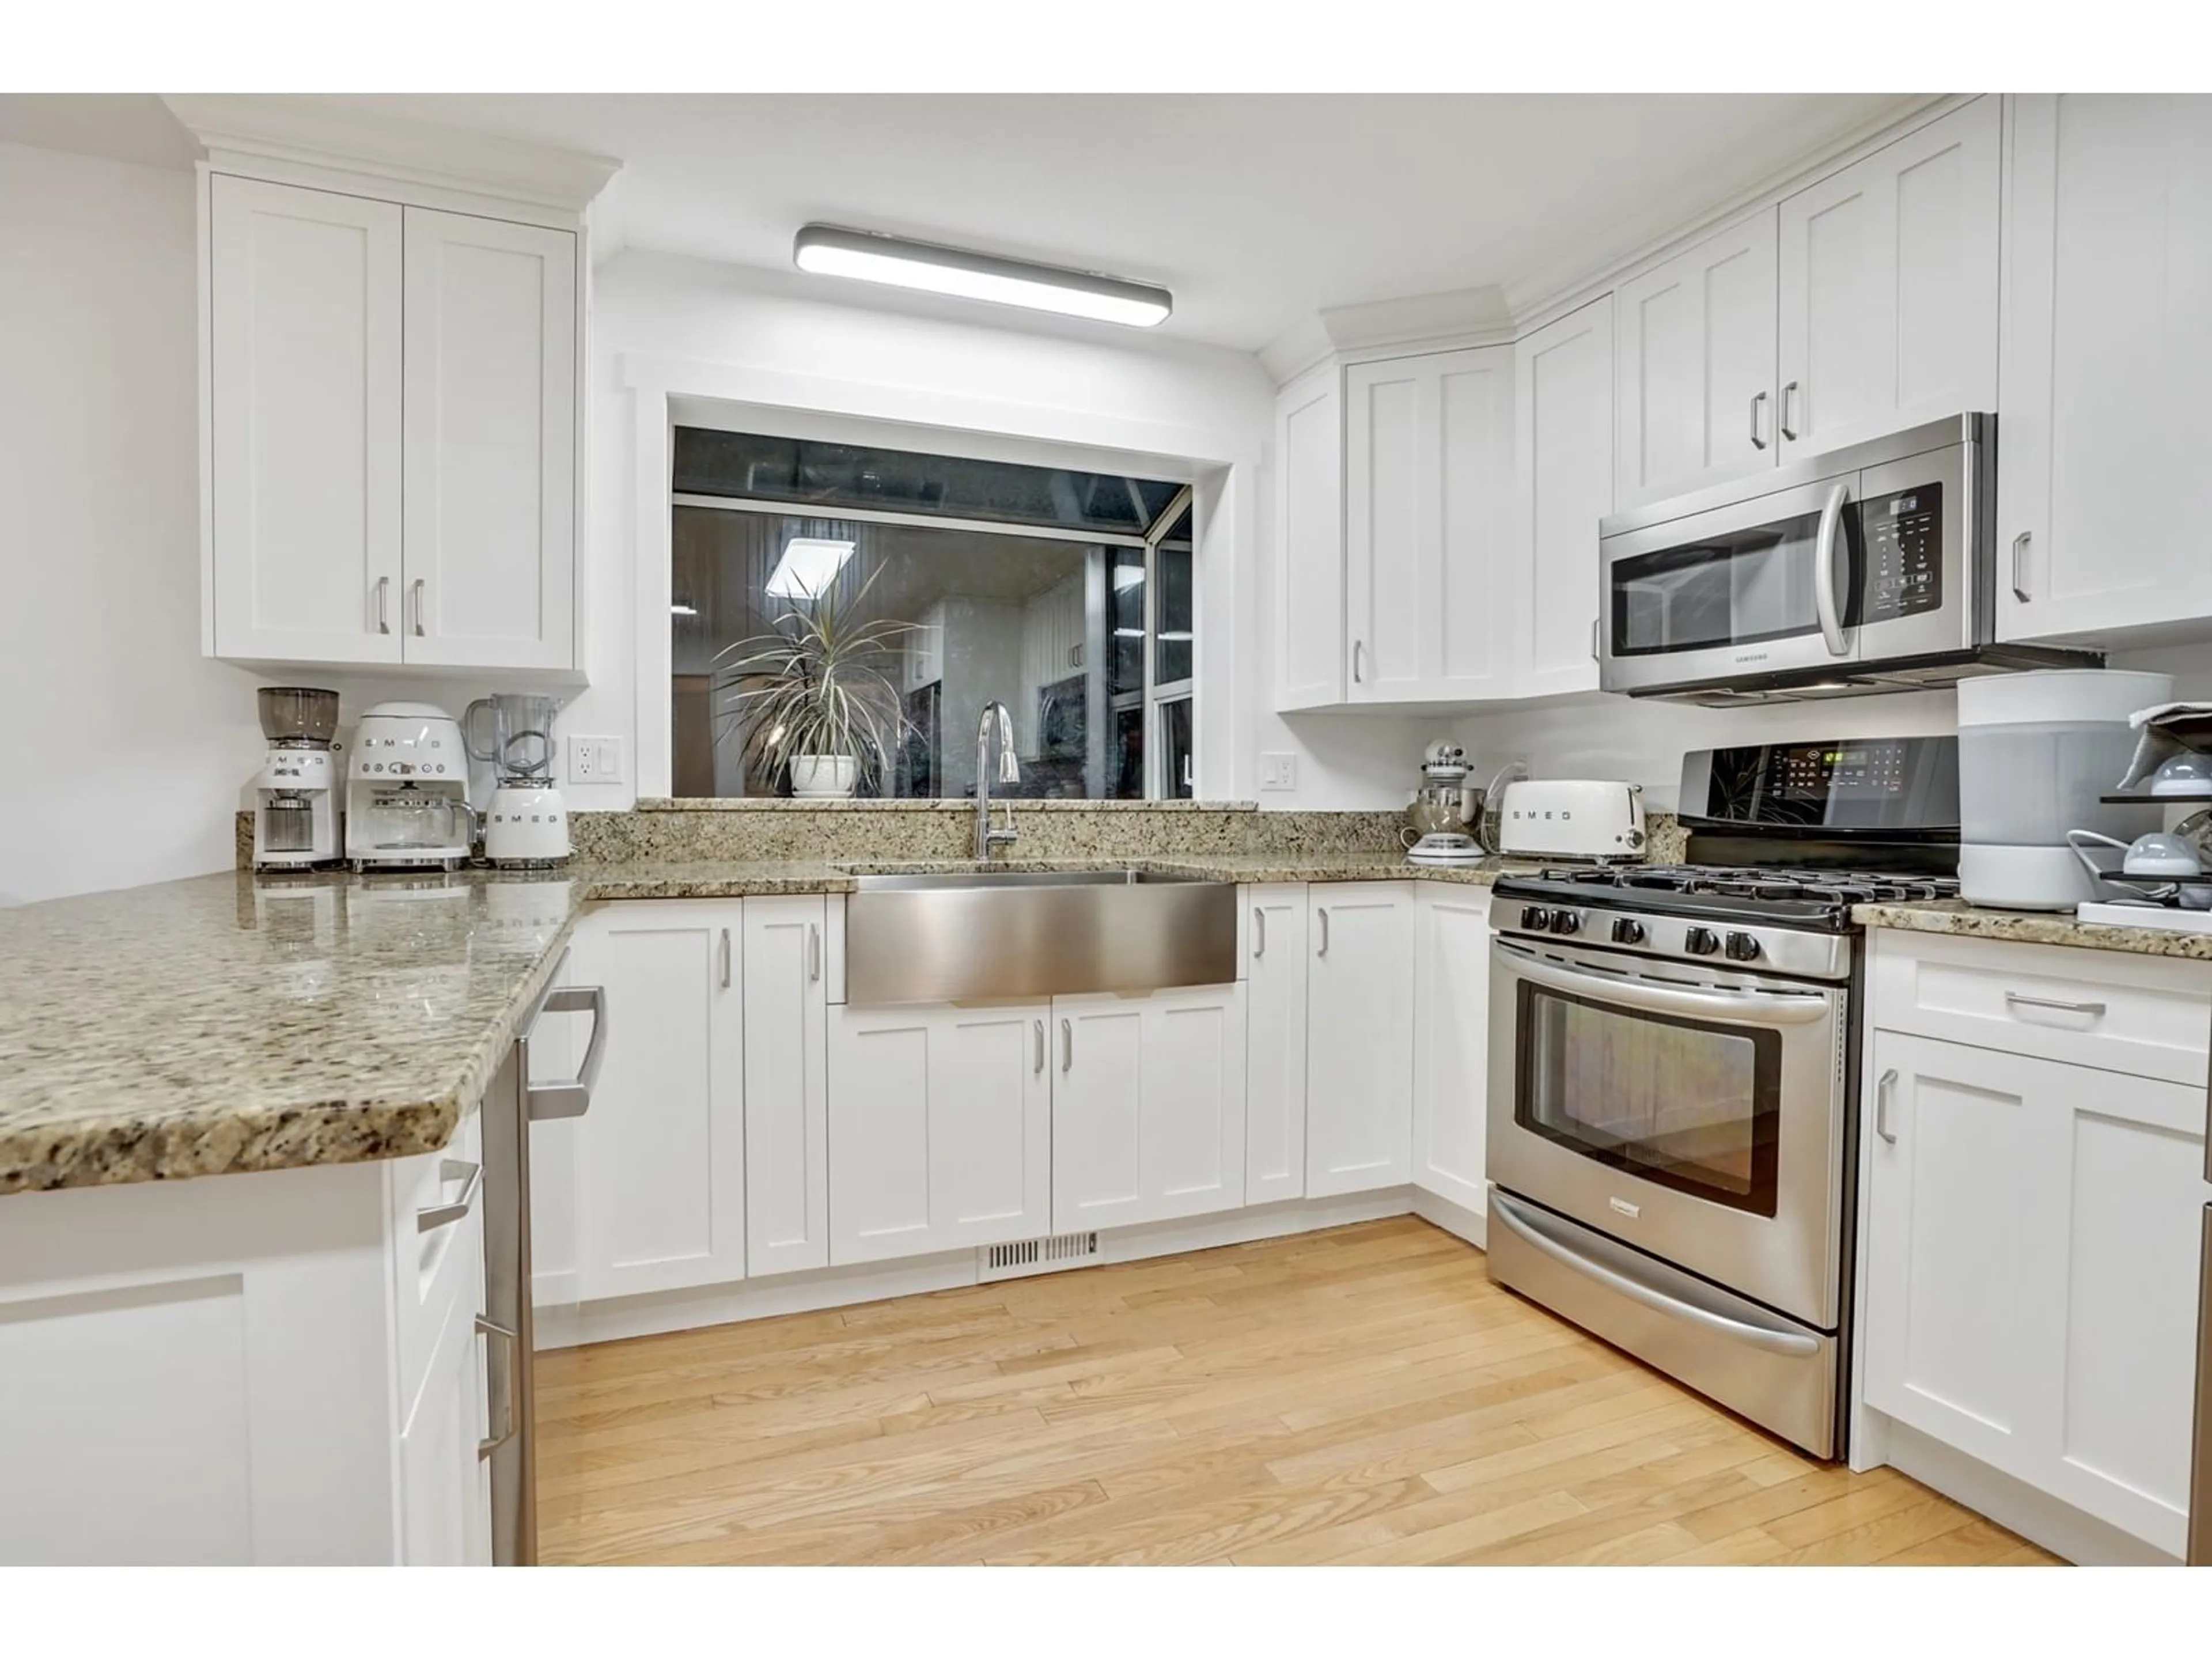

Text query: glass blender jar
(465, 694), (570, 867)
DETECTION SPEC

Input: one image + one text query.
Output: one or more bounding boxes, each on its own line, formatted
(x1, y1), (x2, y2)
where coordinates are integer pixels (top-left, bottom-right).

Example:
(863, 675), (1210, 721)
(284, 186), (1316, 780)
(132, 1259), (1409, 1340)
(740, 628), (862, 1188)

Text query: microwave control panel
(1861, 483), (1942, 622)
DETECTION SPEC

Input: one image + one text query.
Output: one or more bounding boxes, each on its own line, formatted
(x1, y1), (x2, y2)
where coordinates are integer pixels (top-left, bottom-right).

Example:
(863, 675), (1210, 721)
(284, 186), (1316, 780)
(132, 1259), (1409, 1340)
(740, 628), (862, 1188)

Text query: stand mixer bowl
(258, 686), (339, 748)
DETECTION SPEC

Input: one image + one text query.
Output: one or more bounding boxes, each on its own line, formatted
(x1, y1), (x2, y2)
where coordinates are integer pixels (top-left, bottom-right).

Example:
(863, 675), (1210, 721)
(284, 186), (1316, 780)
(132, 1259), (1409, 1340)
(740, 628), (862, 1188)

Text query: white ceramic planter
(790, 755), (859, 798)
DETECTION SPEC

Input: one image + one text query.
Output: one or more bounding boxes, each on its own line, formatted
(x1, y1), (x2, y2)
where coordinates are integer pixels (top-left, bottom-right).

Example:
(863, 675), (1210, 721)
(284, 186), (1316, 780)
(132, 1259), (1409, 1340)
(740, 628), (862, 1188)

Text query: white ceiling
(3, 92), (1921, 353)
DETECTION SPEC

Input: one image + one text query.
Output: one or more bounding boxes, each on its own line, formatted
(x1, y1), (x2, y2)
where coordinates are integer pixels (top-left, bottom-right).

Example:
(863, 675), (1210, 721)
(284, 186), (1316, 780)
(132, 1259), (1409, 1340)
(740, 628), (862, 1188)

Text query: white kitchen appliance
(1491, 779), (1647, 862)
(347, 701), (475, 872)
(252, 687), (342, 870)
(1402, 739), (1484, 867)
(466, 694), (570, 868)
(1956, 668), (2172, 910)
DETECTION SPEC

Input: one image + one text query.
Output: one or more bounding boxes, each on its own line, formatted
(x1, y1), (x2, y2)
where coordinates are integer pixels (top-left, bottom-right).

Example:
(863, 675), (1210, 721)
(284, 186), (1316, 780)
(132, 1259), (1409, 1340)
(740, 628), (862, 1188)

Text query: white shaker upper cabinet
(1998, 93), (2212, 645)
(400, 208), (578, 670)
(208, 175), (403, 664)
(1510, 296), (1613, 699)
(1614, 208), (1779, 511)
(1272, 365), (1346, 711)
(1344, 347), (1513, 703)
(1777, 98), (1999, 461)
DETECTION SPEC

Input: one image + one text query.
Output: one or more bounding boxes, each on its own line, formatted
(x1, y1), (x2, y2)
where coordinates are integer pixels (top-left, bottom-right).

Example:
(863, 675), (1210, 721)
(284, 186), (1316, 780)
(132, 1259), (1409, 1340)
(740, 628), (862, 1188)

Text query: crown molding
(1257, 315), (1334, 384)
(160, 94), (620, 214)
(1259, 285), (1514, 384)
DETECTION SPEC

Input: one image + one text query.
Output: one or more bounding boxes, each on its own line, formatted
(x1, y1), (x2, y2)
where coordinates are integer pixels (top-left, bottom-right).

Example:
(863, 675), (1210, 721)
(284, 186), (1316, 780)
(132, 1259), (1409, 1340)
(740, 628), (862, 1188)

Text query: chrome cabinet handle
(1875, 1068), (1899, 1146)
(1316, 907), (1330, 957)
(1252, 906), (1267, 960)
(1589, 617), (1600, 662)
(375, 575), (391, 635)
(1351, 640), (1364, 684)
(719, 927), (732, 988)
(476, 1315), (518, 1460)
(1033, 1018), (1045, 1075)
(1781, 380), (1801, 442)
(416, 1158), (482, 1233)
(1060, 1017), (1073, 1073)
(2006, 990), (2105, 1020)
(1749, 390), (1768, 451)
(2011, 531), (2032, 603)
(808, 922), (822, 983)
(527, 983), (607, 1122)
(1813, 482), (1850, 658)
(411, 577), (426, 637)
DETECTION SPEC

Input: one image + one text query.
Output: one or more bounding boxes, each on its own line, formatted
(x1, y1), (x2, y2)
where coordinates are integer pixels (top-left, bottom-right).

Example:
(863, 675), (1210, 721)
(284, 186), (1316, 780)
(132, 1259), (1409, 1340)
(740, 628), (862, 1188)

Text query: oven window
(1516, 983), (1781, 1215)
(1610, 507), (1857, 658)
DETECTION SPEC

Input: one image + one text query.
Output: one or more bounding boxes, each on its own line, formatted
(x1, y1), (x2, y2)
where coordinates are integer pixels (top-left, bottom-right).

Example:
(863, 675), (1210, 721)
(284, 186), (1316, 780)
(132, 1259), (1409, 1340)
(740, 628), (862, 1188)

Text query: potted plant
(713, 565), (915, 798)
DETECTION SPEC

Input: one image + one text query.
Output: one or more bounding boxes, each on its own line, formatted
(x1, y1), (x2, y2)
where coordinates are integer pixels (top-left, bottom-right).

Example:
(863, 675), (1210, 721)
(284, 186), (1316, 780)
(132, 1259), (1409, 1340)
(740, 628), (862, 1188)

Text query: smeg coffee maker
(346, 701), (476, 872)
(252, 687), (342, 870)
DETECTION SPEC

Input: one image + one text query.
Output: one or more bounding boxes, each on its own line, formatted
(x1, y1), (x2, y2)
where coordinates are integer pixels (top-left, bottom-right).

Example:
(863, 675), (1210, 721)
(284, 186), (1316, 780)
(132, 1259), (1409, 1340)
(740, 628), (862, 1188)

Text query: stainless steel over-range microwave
(1597, 414), (2096, 705)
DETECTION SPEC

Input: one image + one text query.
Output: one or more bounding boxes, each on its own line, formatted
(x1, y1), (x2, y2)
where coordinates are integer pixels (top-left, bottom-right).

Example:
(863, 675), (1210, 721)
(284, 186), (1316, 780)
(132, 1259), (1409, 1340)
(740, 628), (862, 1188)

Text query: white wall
(0, 141), (268, 906)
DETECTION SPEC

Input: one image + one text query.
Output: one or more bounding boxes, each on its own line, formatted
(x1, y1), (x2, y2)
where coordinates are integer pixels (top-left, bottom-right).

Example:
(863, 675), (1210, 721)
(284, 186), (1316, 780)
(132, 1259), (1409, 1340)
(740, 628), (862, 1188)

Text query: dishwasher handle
(526, 965), (608, 1122)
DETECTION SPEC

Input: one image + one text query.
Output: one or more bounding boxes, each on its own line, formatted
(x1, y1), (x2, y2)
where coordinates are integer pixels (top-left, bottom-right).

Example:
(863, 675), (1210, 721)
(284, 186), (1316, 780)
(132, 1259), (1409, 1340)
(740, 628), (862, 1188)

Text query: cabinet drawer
(389, 1109), (485, 1425)
(1869, 931), (2212, 1086)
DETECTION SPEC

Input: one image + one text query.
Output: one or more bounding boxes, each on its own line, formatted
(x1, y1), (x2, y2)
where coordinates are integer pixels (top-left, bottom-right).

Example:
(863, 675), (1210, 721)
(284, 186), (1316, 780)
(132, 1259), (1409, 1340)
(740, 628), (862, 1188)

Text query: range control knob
(1518, 906), (1552, 931)
(1724, 931), (1763, 962)
(1684, 926), (1720, 956)
(1548, 909), (1581, 935)
(1609, 917), (1646, 946)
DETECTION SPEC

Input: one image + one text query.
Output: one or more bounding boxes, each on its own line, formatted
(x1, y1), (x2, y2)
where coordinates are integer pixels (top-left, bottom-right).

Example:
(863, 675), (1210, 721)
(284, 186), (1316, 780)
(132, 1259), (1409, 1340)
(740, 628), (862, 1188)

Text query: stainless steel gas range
(1484, 735), (1959, 1459)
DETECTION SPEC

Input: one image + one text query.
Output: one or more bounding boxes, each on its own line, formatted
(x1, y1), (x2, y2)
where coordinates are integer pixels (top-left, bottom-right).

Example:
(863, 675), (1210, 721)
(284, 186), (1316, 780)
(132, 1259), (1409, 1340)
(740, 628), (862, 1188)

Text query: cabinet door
(1411, 888), (1490, 1217)
(1305, 884), (1415, 1196)
(399, 1224), (493, 1567)
(743, 895), (830, 1276)
(1051, 997), (1149, 1230)
(1344, 348), (1513, 702)
(1615, 209), (1779, 510)
(1510, 296), (1613, 698)
(828, 1001), (1050, 1265)
(400, 208), (578, 669)
(1274, 366), (1346, 710)
(1998, 94), (2212, 643)
(568, 903), (746, 1300)
(1777, 99), (1999, 459)
(1244, 885), (1309, 1207)
(1863, 1032), (2210, 1557)
(209, 175), (402, 664)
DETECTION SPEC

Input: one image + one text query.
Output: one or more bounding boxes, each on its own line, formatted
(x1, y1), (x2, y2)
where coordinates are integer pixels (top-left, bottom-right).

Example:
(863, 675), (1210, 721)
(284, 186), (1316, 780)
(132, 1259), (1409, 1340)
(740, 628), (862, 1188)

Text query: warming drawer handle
(527, 982), (608, 1122)
(1490, 1192), (1821, 1359)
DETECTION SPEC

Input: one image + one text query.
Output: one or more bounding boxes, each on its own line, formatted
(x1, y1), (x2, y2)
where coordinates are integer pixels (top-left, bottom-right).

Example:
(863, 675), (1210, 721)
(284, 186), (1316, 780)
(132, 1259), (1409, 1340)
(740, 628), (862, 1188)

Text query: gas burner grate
(1529, 863), (1958, 908)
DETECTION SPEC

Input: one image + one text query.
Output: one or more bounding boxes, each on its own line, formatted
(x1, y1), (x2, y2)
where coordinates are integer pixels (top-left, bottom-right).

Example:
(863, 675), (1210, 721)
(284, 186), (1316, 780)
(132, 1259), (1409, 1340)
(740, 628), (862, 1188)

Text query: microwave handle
(1813, 482), (1850, 658)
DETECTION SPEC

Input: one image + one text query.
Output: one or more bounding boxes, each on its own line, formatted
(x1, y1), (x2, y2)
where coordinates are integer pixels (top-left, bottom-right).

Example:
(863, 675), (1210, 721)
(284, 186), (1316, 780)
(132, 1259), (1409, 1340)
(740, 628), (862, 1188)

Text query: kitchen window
(669, 429), (1199, 800)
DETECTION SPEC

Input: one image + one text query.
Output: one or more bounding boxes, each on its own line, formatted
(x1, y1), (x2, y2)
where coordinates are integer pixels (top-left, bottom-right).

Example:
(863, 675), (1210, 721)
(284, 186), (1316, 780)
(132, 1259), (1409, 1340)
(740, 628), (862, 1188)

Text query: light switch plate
(1259, 752), (1297, 791)
(567, 736), (624, 785)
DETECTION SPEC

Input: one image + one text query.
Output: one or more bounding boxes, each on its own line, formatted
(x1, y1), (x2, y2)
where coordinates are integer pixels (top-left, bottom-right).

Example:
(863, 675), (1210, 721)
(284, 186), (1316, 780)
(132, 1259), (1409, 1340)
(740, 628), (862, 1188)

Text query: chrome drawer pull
(2011, 531), (2032, 603)
(1875, 1069), (1899, 1146)
(416, 1158), (482, 1233)
(1060, 1017), (1073, 1073)
(1033, 1018), (1045, 1075)
(2005, 990), (2105, 1020)
(1252, 906), (1266, 960)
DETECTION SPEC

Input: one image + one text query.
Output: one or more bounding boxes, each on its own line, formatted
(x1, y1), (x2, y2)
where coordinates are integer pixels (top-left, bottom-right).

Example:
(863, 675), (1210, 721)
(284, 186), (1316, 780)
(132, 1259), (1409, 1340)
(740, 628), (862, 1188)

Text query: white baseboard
(536, 1188), (1425, 1350)
(1411, 1187), (1488, 1249)
(1876, 1418), (2179, 1566)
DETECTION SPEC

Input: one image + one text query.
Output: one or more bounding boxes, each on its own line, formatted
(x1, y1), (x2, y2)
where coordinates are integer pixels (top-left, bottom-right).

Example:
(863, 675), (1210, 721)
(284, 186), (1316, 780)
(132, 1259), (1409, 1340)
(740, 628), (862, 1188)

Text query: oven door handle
(1490, 1192), (1822, 1359)
(1813, 481), (1850, 659)
(1497, 942), (1832, 1028)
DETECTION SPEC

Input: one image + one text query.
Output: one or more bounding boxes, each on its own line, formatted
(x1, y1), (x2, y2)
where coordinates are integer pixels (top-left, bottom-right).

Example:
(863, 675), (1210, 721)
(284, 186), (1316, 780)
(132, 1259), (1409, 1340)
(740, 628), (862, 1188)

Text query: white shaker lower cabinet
(1410, 888), (1491, 1218)
(567, 902), (747, 1300)
(827, 1001), (1051, 1266)
(1305, 884), (1416, 1196)
(1860, 935), (2212, 1561)
(742, 896), (831, 1277)
(398, 1214), (494, 1566)
(1052, 985), (1248, 1232)
(1244, 884), (1310, 1206)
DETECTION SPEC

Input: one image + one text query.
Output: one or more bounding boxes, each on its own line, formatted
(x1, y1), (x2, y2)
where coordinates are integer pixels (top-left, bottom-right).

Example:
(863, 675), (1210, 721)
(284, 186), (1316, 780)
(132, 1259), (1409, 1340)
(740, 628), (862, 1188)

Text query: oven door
(1487, 935), (1849, 1328)
(1599, 472), (1861, 695)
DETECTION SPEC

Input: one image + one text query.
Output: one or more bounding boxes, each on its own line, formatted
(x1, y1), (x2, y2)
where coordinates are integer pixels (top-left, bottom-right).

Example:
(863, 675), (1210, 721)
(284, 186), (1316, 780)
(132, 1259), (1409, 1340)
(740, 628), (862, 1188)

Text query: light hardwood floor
(535, 1216), (2060, 1566)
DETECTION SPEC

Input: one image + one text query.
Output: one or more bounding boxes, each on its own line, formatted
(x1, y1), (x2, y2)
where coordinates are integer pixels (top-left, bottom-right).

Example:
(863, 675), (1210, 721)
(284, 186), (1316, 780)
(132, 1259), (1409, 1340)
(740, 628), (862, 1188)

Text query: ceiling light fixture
(793, 224), (1172, 328)
(764, 536), (856, 600)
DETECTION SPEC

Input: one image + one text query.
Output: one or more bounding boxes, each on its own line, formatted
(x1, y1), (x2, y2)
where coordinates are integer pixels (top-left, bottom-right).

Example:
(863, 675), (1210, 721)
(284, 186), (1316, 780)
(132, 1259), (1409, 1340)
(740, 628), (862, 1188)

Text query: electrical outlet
(567, 736), (624, 785)
(1259, 752), (1297, 791)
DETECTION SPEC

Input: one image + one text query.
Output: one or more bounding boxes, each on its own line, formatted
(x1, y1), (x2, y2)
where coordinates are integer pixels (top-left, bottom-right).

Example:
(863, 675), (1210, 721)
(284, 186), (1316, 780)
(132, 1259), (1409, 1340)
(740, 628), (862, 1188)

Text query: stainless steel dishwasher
(480, 952), (605, 1567)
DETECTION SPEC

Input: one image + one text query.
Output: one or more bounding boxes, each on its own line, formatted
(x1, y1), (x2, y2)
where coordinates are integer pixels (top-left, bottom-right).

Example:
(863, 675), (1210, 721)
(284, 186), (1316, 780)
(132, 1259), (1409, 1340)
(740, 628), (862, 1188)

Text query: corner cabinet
(203, 173), (583, 672)
(1509, 296), (1613, 699)
(1997, 93), (2212, 645)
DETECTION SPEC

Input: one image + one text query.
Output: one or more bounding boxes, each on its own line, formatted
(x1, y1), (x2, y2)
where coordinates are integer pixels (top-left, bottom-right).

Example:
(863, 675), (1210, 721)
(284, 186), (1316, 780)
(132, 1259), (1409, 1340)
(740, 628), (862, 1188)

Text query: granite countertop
(1854, 898), (2212, 961)
(1, 853), (1524, 1196)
